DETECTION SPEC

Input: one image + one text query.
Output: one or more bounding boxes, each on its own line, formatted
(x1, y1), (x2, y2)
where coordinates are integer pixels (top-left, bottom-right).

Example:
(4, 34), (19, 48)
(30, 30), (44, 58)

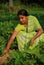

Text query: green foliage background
(0, 12), (44, 65)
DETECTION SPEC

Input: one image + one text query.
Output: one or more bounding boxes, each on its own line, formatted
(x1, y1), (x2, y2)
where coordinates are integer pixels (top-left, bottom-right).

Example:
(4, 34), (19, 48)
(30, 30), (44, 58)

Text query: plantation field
(0, 12), (44, 65)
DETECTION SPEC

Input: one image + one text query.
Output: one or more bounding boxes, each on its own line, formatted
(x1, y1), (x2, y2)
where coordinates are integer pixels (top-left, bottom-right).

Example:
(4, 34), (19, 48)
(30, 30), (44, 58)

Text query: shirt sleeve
(33, 16), (42, 30)
(15, 24), (25, 31)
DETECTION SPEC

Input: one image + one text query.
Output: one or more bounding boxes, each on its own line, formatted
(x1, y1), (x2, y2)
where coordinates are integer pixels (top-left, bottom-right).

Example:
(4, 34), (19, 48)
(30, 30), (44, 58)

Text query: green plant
(0, 13), (44, 65)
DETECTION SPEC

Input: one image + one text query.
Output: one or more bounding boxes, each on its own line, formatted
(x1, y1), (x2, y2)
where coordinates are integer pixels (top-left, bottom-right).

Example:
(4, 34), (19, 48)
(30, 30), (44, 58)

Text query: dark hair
(17, 9), (29, 16)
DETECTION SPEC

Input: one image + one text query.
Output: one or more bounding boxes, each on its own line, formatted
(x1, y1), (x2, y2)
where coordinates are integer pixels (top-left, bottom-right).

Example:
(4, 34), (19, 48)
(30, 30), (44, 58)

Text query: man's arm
(4, 30), (19, 54)
(30, 28), (43, 46)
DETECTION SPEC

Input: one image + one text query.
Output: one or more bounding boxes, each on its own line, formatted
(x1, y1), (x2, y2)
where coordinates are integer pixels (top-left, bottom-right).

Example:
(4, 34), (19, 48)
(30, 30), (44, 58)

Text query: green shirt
(15, 15), (42, 32)
(15, 15), (42, 51)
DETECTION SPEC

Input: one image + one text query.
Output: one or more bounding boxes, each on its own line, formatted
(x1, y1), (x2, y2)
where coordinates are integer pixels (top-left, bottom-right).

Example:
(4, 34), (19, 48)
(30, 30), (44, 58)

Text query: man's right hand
(4, 49), (8, 54)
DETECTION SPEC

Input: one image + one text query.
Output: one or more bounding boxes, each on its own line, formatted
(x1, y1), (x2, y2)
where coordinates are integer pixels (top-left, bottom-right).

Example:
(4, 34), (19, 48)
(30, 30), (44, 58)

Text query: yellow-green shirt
(15, 15), (42, 51)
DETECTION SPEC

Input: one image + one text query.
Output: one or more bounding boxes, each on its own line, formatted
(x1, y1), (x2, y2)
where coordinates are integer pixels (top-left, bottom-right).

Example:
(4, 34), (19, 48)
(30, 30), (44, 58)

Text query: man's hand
(4, 49), (8, 54)
(30, 38), (35, 46)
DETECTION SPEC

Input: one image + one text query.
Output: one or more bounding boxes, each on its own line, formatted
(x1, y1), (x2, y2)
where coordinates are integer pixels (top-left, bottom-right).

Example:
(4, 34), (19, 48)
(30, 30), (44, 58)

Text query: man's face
(19, 15), (28, 24)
